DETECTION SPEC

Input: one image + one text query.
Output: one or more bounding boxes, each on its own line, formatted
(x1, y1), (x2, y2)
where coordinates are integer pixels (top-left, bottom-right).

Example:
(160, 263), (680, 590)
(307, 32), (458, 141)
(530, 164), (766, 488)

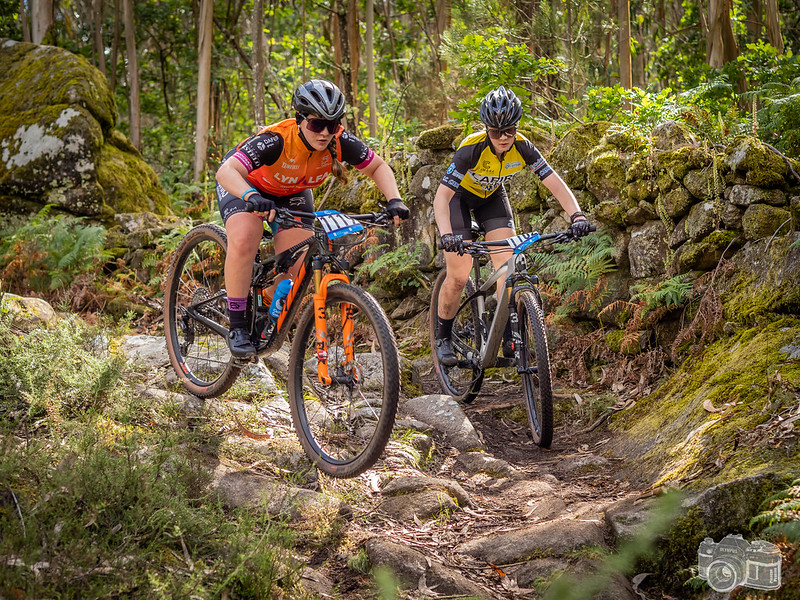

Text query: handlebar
(243, 205), (392, 228)
(437, 224), (597, 254)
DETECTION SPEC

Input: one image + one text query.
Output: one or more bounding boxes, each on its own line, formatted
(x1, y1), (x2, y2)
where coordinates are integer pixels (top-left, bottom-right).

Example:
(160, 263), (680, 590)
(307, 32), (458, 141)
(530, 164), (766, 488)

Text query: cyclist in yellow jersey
(216, 79), (409, 357)
(433, 86), (591, 367)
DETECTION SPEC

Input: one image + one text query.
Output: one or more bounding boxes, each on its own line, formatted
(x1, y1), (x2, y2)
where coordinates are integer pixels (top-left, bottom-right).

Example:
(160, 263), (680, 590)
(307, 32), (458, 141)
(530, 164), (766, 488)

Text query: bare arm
(541, 171), (585, 220)
(433, 184), (457, 235)
(359, 154), (402, 200)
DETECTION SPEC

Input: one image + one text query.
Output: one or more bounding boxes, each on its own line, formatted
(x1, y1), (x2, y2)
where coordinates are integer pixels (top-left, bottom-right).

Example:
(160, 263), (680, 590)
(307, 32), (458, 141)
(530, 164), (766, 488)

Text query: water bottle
(268, 279), (293, 319)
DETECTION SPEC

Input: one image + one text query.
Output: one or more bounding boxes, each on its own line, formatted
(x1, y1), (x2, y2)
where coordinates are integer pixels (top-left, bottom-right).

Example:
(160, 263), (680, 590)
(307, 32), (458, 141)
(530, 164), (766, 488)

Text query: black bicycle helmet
(292, 79), (346, 120)
(479, 86), (522, 128)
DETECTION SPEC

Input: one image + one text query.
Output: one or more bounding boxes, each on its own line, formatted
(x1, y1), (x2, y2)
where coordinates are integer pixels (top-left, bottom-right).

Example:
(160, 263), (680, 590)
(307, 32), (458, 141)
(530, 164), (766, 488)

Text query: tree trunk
(618, 0), (632, 89)
(706, 0), (738, 67)
(382, 0), (399, 83)
(194, 0), (214, 181)
(19, 0), (31, 42)
(366, 0), (377, 136)
(331, 0), (345, 93)
(746, 0), (762, 42)
(122, 0), (141, 149)
(111, 0), (121, 89)
(31, 0), (54, 44)
(93, 0), (106, 76)
(253, 0), (266, 126)
(301, 0), (307, 81)
(346, 0), (359, 116)
(765, 0), (784, 53)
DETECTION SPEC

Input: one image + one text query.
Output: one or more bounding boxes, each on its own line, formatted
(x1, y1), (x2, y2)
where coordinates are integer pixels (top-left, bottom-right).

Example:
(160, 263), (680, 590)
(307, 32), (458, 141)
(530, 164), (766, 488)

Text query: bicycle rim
(518, 290), (553, 447)
(429, 269), (484, 403)
(164, 224), (240, 398)
(288, 284), (400, 478)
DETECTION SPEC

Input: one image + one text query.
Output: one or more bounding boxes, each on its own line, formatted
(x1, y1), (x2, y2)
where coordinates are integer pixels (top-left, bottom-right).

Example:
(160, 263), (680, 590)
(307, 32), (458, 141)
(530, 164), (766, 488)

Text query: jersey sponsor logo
(270, 174), (300, 185)
(468, 171), (516, 192)
(505, 161), (521, 169)
(321, 154), (332, 166)
(447, 164), (455, 174)
(308, 173), (328, 185)
(281, 161), (301, 170)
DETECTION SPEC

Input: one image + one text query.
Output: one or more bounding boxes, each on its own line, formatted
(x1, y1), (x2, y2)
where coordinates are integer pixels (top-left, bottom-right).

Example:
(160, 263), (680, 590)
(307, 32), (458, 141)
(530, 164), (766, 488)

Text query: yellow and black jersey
(440, 131), (553, 197)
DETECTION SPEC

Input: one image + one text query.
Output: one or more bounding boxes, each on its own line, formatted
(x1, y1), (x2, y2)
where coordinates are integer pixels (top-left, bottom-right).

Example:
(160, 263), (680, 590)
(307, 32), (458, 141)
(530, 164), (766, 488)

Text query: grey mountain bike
(429, 226), (595, 448)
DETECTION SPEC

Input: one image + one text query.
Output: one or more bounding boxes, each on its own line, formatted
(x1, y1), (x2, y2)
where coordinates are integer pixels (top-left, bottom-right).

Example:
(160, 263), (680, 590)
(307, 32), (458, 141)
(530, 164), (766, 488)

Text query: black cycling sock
(229, 310), (247, 330)
(437, 315), (454, 340)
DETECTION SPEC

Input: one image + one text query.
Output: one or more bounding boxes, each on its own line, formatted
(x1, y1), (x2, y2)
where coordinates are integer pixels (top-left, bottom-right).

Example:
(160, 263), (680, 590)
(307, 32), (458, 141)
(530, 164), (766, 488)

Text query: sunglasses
(301, 115), (341, 134)
(486, 125), (518, 140)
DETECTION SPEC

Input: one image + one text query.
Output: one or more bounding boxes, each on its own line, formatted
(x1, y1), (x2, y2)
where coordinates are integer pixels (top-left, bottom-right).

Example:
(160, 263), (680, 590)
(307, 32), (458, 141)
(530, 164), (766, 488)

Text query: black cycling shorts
(449, 186), (514, 240)
(216, 148), (315, 227)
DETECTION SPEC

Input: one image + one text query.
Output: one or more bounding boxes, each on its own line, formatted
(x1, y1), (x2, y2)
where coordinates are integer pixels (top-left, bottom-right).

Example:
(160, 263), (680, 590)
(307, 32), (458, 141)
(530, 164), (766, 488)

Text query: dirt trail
(318, 374), (646, 599)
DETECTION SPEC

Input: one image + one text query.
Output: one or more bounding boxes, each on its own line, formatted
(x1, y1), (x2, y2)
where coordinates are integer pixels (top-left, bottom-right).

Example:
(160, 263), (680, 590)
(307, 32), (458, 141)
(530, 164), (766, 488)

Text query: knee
(227, 234), (259, 259)
(445, 273), (469, 291)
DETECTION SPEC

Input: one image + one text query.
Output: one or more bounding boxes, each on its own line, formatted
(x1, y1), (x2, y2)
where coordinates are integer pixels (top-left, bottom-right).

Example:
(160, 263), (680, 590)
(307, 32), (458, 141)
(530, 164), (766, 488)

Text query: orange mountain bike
(163, 207), (400, 478)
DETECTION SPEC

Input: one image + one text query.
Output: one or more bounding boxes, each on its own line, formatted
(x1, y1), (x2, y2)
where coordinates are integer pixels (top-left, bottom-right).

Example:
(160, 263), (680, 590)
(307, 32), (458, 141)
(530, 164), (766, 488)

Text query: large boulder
(0, 40), (169, 218)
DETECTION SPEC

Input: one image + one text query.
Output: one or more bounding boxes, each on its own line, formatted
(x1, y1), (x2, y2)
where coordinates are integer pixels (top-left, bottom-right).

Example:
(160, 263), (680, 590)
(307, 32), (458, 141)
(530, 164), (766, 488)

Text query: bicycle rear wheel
(164, 224), (240, 398)
(517, 290), (553, 447)
(429, 269), (484, 404)
(288, 284), (400, 478)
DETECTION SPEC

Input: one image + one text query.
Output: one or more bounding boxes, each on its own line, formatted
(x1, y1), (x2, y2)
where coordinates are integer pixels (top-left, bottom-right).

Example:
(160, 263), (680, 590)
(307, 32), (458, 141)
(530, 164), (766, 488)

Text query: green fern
(0, 206), (109, 292)
(630, 275), (693, 317)
(528, 233), (616, 315)
(750, 478), (800, 542)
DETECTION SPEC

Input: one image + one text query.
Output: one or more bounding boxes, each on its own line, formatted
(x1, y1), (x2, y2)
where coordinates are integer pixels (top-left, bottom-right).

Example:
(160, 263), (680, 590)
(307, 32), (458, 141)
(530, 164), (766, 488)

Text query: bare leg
(224, 212), (265, 298)
(437, 250), (474, 320)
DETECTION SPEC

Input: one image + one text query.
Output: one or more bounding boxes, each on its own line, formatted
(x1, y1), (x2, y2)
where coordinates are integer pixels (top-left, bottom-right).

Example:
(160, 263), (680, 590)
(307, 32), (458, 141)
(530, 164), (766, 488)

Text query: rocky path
(124, 336), (652, 599)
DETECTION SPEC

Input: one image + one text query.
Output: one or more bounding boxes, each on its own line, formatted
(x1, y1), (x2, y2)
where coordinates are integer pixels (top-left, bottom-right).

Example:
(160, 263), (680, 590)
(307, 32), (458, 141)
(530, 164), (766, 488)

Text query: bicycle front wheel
(429, 269), (484, 403)
(288, 284), (400, 478)
(163, 224), (240, 398)
(517, 290), (553, 448)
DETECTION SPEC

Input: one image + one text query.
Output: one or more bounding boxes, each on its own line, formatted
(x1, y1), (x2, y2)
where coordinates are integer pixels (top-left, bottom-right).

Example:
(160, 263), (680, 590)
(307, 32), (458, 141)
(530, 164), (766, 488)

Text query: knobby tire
(164, 224), (241, 398)
(518, 290), (553, 447)
(288, 284), (400, 478)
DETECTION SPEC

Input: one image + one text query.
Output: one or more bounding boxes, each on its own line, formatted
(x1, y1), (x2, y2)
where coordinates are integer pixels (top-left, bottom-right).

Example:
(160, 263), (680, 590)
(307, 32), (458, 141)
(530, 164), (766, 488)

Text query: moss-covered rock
(725, 135), (788, 178)
(673, 230), (740, 273)
(585, 148), (626, 203)
(507, 167), (547, 212)
(96, 141), (170, 215)
(0, 39), (116, 130)
(659, 186), (694, 219)
(626, 180), (657, 202)
(625, 200), (658, 225)
(652, 145), (711, 182)
(721, 235), (800, 322)
(415, 125), (461, 150)
(628, 220), (668, 278)
(593, 200), (627, 228)
(651, 120), (698, 151)
(683, 168), (716, 200)
(611, 318), (800, 490)
(685, 200), (718, 242)
(726, 184), (786, 207)
(0, 40), (170, 218)
(741, 203), (792, 240)
(549, 122), (612, 190)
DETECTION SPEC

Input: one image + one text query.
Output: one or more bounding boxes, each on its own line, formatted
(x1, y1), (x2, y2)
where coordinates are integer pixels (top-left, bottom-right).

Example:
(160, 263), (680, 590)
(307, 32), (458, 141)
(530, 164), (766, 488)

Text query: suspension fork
(312, 268), (353, 385)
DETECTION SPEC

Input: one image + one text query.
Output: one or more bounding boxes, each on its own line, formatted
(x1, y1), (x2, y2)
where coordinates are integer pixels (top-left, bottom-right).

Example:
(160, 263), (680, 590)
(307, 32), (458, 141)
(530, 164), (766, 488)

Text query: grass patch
(0, 312), (312, 599)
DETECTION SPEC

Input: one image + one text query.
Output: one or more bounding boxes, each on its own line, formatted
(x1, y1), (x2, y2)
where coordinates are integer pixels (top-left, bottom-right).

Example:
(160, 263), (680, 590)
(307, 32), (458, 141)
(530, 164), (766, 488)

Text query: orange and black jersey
(441, 131), (553, 197)
(231, 119), (375, 196)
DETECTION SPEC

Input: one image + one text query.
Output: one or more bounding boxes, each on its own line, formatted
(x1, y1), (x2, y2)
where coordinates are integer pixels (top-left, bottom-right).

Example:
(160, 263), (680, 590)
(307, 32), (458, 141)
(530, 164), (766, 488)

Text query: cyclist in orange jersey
(216, 79), (409, 357)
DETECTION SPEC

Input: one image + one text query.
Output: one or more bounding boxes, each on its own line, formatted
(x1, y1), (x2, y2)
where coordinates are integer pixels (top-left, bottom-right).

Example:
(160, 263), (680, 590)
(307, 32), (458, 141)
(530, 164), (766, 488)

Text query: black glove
(245, 194), (276, 214)
(440, 233), (465, 254)
(568, 211), (592, 238)
(385, 198), (410, 220)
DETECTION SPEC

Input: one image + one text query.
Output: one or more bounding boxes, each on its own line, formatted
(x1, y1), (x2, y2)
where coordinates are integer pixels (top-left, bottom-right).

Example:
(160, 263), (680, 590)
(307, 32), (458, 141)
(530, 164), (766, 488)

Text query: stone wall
(0, 40), (170, 219)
